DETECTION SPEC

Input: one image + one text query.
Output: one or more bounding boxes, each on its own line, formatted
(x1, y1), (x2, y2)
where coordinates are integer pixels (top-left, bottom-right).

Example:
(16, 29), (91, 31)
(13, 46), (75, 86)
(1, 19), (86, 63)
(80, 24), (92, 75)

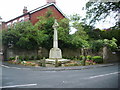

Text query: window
(12, 20), (17, 25)
(7, 22), (11, 28)
(19, 17), (24, 22)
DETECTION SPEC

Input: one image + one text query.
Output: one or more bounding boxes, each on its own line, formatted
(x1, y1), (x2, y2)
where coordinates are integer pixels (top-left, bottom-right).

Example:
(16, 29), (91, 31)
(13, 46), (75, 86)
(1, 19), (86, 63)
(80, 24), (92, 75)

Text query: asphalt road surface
(1, 64), (119, 88)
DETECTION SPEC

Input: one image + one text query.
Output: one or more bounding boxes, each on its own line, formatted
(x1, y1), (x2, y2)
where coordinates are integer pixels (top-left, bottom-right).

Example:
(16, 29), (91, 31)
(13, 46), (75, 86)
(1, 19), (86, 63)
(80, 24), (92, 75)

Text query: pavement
(1, 62), (119, 71)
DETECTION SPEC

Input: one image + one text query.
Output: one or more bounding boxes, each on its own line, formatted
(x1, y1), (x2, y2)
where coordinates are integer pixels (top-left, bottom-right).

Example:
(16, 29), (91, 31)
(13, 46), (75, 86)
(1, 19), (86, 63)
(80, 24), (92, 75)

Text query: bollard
(42, 57), (46, 67)
(55, 58), (58, 67)
(83, 56), (86, 66)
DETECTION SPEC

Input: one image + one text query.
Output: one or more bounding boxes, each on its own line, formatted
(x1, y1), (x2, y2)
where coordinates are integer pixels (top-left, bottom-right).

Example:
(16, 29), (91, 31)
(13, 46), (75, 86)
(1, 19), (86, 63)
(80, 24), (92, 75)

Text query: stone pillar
(81, 48), (84, 55)
(38, 47), (42, 57)
(103, 46), (108, 63)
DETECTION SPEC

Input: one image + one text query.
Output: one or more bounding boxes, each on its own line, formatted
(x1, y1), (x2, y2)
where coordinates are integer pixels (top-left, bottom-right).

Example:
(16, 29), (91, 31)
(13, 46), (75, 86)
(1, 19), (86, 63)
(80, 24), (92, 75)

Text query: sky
(0, 0), (87, 21)
(0, 0), (116, 33)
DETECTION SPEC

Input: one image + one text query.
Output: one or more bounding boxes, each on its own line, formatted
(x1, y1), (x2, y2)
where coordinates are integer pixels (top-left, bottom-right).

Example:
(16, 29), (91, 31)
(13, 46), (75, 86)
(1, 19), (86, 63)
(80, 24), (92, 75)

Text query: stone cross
(52, 19), (59, 48)
(46, 19), (69, 61)
(49, 19), (62, 59)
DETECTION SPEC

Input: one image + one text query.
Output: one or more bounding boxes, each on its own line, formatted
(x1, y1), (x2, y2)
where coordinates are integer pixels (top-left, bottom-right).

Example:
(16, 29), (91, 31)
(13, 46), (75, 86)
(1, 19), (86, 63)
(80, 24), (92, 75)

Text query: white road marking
(89, 72), (119, 79)
(1, 65), (30, 70)
(0, 84), (37, 88)
(22, 68), (31, 70)
(11, 67), (21, 69)
(1, 65), (10, 68)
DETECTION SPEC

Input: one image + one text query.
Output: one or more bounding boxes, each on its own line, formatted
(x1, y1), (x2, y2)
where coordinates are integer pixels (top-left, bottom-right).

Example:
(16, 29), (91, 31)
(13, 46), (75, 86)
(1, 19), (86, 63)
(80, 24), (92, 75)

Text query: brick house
(2, 0), (66, 29)
(1, 0), (67, 60)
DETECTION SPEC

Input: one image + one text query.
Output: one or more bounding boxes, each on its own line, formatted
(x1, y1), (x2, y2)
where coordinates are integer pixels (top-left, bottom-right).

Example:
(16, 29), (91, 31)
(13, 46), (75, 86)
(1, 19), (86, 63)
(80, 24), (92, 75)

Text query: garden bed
(6, 55), (103, 67)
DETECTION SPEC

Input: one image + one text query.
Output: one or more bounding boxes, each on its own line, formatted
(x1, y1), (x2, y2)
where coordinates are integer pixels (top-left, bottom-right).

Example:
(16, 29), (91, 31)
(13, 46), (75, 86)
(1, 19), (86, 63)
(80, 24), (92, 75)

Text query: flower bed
(8, 60), (39, 66)
(85, 60), (96, 65)
(20, 61), (38, 66)
(7, 59), (97, 67)
(7, 55), (103, 67)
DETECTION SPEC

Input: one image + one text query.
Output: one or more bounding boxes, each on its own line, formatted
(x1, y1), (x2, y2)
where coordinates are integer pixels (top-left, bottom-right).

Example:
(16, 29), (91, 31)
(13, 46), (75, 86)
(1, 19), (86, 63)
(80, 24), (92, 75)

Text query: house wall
(4, 5), (64, 29)
(1, 22), (6, 30)
(30, 6), (65, 25)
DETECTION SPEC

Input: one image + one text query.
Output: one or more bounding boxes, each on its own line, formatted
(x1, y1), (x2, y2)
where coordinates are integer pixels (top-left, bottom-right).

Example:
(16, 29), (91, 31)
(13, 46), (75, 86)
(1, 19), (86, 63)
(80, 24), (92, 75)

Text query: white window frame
(7, 22), (11, 28)
(12, 20), (17, 25)
(19, 17), (24, 22)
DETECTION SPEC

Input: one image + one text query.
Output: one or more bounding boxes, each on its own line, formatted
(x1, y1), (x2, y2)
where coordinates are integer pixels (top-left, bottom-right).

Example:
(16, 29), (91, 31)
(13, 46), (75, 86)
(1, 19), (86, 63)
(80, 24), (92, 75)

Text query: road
(0, 63), (119, 88)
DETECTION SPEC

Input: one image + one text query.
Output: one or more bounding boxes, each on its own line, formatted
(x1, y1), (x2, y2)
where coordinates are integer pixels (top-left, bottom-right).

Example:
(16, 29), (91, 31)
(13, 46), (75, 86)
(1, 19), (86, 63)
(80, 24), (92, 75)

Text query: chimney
(23, 6), (28, 14)
(47, 0), (56, 4)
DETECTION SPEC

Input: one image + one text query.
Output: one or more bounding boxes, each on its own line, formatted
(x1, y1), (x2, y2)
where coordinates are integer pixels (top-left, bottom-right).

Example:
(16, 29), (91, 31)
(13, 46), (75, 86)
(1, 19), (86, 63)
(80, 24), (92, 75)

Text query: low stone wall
(4, 47), (119, 63)
(6, 48), (81, 59)
(108, 52), (119, 63)
(6, 48), (38, 58)
(62, 48), (81, 57)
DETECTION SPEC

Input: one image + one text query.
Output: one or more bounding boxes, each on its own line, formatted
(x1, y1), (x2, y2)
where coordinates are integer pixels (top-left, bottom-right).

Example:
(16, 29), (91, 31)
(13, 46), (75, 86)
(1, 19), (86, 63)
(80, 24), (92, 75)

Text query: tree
(2, 12), (118, 52)
(85, 2), (120, 26)
(2, 21), (48, 50)
(34, 16), (54, 49)
(90, 38), (118, 52)
(2, 10), (72, 50)
(69, 14), (118, 51)
(34, 11), (71, 49)
(69, 14), (90, 48)
(35, 13), (90, 49)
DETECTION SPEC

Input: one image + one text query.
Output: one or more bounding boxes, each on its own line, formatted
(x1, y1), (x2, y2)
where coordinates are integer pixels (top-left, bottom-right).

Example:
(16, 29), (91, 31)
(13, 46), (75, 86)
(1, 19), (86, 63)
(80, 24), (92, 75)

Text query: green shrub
(34, 56), (37, 60)
(64, 63), (79, 67)
(8, 57), (15, 60)
(66, 57), (70, 59)
(19, 56), (24, 61)
(92, 56), (103, 63)
(75, 56), (80, 60)
(23, 56), (29, 61)
(86, 55), (92, 60)
(30, 56), (35, 60)
(80, 60), (84, 65)
(80, 55), (85, 60)
(70, 57), (74, 60)
(36, 55), (41, 60)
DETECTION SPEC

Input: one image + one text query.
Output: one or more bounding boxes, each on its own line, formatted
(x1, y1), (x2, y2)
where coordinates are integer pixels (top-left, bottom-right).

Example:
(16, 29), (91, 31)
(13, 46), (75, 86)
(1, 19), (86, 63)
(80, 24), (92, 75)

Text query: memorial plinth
(49, 48), (62, 59)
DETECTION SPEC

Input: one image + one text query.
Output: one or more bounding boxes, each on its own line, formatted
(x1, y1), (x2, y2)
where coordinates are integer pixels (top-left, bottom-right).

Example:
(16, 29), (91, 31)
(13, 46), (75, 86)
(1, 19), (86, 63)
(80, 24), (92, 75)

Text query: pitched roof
(6, 3), (67, 23)
(6, 13), (29, 23)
